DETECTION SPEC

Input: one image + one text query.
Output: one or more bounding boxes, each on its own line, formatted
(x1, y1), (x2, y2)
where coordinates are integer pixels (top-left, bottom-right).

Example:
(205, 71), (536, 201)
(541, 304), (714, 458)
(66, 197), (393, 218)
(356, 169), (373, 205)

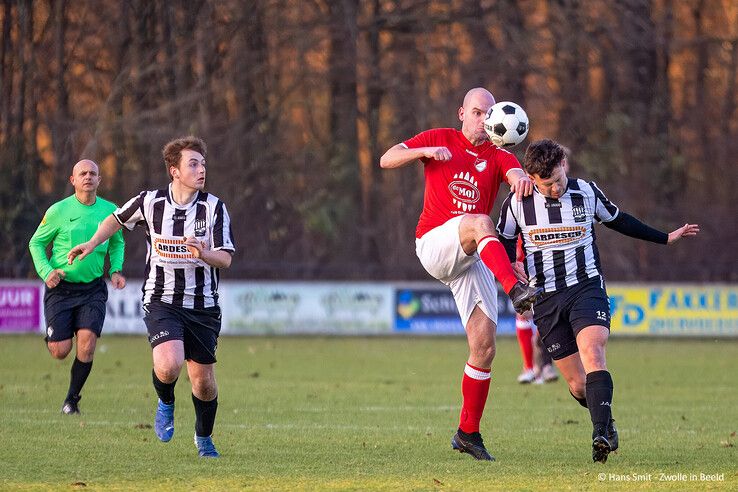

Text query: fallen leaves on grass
(720, 431), (736, 447)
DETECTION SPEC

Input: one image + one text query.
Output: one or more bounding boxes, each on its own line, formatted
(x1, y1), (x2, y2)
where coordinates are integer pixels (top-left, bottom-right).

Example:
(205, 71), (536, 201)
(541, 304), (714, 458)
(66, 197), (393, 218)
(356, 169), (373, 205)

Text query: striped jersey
(114, 184), (235, 308)
(497, 178), (619, 293)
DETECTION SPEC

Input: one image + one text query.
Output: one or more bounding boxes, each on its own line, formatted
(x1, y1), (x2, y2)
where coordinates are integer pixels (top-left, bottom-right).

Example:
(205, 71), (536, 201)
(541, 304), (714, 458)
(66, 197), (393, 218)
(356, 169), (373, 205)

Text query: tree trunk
(328, 0), (360, 258)
(0, 0), (12, 143)
(51, 0), (73, 195)
(361, 0), (384, 268)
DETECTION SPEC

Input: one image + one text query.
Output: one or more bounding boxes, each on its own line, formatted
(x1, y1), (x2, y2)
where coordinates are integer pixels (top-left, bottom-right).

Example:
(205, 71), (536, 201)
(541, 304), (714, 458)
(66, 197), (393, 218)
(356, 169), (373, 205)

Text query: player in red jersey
(380, 87), (542, 461)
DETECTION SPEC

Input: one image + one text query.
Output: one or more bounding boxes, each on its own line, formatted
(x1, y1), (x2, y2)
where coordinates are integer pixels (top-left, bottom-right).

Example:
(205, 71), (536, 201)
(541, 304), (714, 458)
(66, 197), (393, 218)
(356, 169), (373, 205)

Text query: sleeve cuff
(212, 247), (235, 253)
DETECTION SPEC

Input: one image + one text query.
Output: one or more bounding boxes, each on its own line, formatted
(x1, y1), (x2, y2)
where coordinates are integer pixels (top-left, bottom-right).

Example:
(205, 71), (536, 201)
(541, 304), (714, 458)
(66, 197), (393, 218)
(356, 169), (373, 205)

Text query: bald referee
(29, 160), (126, 414)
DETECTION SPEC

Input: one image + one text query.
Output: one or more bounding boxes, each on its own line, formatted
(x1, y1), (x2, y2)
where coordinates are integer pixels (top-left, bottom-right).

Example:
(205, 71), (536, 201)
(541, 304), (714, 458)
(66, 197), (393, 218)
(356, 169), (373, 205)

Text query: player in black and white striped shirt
(68, 136), (234, 458)
(497, 139), (699, 462)
(498, 168), (620, 293)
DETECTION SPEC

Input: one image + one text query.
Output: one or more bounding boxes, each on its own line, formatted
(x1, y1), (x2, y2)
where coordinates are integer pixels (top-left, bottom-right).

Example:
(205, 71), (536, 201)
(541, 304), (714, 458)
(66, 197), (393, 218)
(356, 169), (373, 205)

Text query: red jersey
(403, 128), (521, 238)
(516, 235), (525, 263)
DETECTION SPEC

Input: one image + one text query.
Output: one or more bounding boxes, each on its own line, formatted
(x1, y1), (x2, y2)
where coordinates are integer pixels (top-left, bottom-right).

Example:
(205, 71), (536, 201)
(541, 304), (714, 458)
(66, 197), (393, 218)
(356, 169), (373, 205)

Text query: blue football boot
(194, 434), (220, 458)
(154, 399), (175, 442)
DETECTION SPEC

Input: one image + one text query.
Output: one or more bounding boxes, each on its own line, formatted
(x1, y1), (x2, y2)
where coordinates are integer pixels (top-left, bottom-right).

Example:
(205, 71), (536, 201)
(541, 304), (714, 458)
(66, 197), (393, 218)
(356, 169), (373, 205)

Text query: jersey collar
(458, 129), (493, 151)
(167, 183), (203, 209)
(73, 194), (97, 206)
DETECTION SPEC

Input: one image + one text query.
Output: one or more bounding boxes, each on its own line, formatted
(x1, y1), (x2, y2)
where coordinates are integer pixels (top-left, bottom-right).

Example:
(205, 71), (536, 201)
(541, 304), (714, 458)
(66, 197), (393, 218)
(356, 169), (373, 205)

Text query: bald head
(462, 88), (495, 108)
(459, 88), (496, 145)
(70, 159), (101, 199)
(72, 159), (99, 176)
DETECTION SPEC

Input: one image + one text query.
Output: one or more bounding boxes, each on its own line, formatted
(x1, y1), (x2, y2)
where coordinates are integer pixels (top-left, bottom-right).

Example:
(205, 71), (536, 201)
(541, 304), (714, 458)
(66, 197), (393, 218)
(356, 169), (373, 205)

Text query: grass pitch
(0, 335), (736, 491)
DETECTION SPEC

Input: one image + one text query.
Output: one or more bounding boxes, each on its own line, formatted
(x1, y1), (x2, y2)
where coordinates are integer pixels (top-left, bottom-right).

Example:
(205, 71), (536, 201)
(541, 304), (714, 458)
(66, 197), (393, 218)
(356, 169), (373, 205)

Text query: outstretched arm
(68, 215), (123, 264)
(603, 212), (699, 245)
(379, 143), (452, 169)
(667, 223), (700, 244)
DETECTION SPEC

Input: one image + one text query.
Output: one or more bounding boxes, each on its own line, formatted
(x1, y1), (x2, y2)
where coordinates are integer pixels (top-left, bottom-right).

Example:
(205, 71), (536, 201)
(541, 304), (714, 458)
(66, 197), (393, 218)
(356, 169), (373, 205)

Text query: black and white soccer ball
(483, 101), (529, 148)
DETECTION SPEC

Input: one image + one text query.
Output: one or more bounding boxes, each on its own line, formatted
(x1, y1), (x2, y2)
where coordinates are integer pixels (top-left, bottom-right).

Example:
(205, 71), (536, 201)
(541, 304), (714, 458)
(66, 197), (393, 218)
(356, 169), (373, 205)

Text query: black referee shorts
(143, 300), (222, 364)
(43, 278), (108, 342)
(532, 276), (611, 360)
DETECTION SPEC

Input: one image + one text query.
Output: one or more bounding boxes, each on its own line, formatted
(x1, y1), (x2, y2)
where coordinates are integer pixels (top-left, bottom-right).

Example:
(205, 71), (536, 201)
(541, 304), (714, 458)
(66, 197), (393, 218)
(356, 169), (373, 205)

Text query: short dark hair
(162, 136), (207, 180)
(523, 139), (566, 179)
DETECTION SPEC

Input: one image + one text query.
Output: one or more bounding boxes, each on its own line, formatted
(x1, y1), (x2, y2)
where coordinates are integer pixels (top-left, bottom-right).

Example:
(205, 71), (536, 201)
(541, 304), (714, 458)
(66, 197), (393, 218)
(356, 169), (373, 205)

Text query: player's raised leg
(459, 214), (541, 313)
(452, 305), (496, 461)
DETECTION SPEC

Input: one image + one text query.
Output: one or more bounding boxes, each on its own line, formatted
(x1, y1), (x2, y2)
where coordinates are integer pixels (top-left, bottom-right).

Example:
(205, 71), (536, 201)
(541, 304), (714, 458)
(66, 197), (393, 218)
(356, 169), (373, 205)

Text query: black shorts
(532, 276), (611, 360)
(44, 278), (108, 342)
(143, 301), (222, 364)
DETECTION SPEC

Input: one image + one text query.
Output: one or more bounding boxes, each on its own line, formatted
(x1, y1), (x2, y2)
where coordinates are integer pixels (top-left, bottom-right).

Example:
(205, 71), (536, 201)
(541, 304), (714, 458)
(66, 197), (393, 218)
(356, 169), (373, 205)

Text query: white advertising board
(103, 280), (147, 334)
(219, 281), (394, 335)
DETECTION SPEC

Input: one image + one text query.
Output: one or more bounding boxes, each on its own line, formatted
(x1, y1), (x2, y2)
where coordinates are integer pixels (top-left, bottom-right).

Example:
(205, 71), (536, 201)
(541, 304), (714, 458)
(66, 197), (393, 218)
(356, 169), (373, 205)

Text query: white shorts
(415, 215), (499, 328)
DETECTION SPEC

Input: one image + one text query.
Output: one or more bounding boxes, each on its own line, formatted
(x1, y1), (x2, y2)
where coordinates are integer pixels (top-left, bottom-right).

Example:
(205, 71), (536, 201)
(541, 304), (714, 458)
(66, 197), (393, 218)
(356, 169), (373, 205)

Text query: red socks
(478, 235), (518, 293)
(459, 363), (491, 434)
(516, 316), (534, 370)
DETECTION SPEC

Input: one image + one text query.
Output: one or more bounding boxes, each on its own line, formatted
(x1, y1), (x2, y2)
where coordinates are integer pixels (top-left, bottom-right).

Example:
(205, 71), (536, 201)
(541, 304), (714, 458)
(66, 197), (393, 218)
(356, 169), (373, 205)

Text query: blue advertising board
(394, 285), (517, 335)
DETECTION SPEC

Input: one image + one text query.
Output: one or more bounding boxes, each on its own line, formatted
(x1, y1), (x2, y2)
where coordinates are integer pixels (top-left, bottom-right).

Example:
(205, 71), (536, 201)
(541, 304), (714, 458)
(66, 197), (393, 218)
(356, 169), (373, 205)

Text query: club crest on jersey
(194, 219), (207, 237)
(448, 172), (480, 212)
(572, 205), (587, 223)
(473, 158), (487, 172)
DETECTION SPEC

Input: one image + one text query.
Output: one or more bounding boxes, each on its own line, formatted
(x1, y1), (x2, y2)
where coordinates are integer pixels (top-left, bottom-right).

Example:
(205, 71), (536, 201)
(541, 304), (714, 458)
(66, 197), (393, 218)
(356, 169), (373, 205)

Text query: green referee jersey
(29, 194), (124, 283)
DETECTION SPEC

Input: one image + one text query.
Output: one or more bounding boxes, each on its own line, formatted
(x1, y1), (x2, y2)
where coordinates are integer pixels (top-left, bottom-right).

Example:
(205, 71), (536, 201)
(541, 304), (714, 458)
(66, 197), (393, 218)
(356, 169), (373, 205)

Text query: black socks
(152, 369), (218, 437)
(66, 358), (93, 401)
(570, 389), (588, 408)
(192, 394), (218, 437)
(585, 370), (613, 433)
(152, 369), (177, 405)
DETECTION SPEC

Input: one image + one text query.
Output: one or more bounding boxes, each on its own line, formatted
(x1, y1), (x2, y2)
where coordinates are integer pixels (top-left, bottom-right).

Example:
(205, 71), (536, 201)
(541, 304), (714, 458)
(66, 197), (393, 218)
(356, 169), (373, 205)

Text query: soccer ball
(483, 101), (529, 148)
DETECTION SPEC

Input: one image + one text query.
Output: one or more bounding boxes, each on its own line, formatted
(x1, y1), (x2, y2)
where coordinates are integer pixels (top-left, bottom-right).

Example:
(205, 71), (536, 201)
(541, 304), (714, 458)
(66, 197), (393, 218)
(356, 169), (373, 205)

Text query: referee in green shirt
(29, 160), (126, 414)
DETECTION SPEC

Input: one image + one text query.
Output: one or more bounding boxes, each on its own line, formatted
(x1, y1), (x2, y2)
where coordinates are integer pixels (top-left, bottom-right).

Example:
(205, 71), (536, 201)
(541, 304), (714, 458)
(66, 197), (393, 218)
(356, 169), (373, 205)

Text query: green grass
(0, 335), (736, 491)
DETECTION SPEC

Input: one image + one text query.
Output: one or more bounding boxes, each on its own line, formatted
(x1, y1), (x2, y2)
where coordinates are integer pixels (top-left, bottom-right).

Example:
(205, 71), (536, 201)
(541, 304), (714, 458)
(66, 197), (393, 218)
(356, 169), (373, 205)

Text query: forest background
(1, 0), (735, 281)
